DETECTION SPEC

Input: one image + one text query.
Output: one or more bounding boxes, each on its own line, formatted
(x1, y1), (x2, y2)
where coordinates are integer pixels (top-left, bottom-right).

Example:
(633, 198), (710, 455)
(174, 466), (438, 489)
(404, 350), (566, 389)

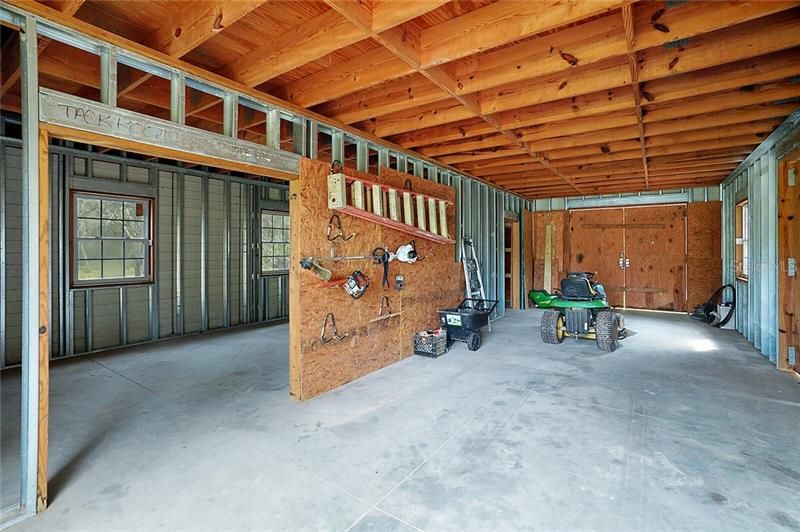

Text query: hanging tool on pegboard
(343, 271), (369, 299)
(326, 214), (355, 242)
(320, 312), (348, 343)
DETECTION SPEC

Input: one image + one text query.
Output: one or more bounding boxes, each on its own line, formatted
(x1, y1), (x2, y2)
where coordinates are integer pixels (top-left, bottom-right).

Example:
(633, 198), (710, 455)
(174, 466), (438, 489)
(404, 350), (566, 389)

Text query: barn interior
(1, 1), (799, 530)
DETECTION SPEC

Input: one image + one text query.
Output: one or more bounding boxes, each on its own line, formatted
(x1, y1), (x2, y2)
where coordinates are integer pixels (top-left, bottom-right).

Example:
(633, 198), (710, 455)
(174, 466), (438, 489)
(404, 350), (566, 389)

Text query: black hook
(321, 312), (348, 344)
(326, 214), (354, 241)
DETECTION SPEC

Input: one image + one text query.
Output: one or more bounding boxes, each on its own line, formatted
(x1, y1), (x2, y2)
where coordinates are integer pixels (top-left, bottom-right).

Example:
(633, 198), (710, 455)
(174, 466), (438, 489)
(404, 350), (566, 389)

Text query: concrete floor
(3, 309), (800, 531)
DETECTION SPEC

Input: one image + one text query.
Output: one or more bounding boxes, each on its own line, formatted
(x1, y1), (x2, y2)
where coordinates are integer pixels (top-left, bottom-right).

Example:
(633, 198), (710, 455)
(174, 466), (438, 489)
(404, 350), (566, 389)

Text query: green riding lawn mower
(529, 272), (626, 352)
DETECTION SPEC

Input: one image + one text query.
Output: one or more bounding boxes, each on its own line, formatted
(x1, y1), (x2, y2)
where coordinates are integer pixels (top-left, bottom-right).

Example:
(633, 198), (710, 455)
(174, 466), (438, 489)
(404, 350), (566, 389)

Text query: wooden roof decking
(1, 0), (799, 198)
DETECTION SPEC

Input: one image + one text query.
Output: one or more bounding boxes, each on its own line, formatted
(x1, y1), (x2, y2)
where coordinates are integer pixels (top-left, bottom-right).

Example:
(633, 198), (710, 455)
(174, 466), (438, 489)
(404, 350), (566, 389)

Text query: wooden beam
(548, 136), (762, 167)
(637, 9), (800, 84)
(545, 139), (642, 161)
(519, 112), (639, 144)
(527, 125), (641, 152)
(439, 147), (528, 165)
(459, 158), (546, 175)
(646, 118), (784, 148)
(5, 0), (515, 197)
(357, 100), (479, 137)
(419, 134), (513, 157)
(288, 175), (302, 398)
(388, 118), (496, 148)
(449, 1), (797, 98)
(394, 80), (800, 146)
(647, 147), (754, 165)
(478, 40), (800, 119)
(478, 57), (632, 115)
(0, 0), (84, 97)
(372, 0), (450, 33)
(621, 1), (649, 188)
(645, 104), (798, 137)
(316, 74), (449, 123)
(467, 161), (555, 177)
(644, 81), (800, 123)
(419, 0), (621, 68)
(642, 49), (800, 106)
(632, 0), (797, 51)
(493, 86), (635, 131)
(144, 1), (267, 58)
(645, 135), (767, 159)
(277, 47), (414, 107)
(319, 0), (602, 194)
(452, 11), (626, 96)
(649, 157), (746, 171)
(219, 8), (365, 87)
(323, 0), (373, 31)
(37, 127), (50, 512)
(117, 0), (268, 98)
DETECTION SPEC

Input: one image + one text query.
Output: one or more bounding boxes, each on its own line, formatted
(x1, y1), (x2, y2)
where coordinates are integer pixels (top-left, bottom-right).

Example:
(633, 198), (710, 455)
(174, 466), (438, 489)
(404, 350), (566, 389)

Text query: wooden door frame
(777, 149), (799, 374)
(34, 122), (297, 511)
(504, 219), (521, 309)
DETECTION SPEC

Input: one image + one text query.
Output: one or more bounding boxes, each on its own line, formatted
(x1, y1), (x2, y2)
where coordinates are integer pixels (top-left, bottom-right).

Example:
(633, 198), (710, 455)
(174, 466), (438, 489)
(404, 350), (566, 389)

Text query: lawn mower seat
(560, 276), (599, 301)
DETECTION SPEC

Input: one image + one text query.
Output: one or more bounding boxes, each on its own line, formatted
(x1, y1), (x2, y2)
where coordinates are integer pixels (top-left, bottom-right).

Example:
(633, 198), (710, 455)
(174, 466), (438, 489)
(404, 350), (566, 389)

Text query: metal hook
(378, 296), (392, 317)
(403, 178), (413, 191)
(321, 312), (348, 344)
(331, 160), (343, 174)
(326, 214), (354, 241)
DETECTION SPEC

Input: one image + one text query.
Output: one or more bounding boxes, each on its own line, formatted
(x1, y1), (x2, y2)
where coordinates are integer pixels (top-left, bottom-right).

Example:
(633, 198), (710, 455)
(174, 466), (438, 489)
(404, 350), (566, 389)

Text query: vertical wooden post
(778, 157), (799, 373)
(37, 128), (50, 512)
(543, 224), (553, 293)
(288, 174), (302, 398)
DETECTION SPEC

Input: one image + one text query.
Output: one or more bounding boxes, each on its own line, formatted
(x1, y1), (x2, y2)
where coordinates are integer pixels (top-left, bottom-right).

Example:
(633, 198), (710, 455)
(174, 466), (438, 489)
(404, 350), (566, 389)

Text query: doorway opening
(504, 220), (520, 309)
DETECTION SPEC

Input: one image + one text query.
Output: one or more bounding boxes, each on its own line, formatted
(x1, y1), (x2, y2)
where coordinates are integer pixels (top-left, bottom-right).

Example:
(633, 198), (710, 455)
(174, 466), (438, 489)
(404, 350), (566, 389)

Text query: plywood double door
(569, 205), (687, 311)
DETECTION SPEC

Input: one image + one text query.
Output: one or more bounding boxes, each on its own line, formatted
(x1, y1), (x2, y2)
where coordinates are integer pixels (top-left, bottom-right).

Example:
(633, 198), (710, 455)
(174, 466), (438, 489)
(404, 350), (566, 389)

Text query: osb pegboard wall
(289, 159), (463, 400)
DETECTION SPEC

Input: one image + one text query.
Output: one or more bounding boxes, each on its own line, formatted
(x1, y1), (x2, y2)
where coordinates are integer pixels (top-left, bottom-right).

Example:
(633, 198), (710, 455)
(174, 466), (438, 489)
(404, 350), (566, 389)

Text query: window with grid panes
(73, 193), (152, 286)
(261, 210), (290, 275)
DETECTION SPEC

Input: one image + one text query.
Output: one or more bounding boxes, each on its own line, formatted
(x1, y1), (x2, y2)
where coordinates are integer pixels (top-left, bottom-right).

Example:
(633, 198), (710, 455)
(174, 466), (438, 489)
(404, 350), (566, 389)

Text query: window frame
(70, 190), (155, 288)
(260, 209), (290, 276)
(735, 199), (749, 282)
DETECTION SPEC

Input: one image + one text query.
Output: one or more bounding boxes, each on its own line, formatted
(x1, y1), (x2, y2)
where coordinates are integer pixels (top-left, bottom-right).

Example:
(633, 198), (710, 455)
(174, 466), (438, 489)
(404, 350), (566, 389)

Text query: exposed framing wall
(721, 112), (800, 367)
(288, 159), (463, 400)
(0, 138), (290, 368)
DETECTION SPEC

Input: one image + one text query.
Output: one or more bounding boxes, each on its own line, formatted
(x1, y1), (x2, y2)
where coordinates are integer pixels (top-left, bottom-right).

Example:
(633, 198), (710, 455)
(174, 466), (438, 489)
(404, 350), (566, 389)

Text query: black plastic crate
(414, 328), (448, 357)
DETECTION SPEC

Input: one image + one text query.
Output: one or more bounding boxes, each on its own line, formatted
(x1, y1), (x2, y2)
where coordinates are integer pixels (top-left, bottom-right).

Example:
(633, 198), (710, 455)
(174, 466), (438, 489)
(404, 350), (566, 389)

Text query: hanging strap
(372, 247), (390, 290)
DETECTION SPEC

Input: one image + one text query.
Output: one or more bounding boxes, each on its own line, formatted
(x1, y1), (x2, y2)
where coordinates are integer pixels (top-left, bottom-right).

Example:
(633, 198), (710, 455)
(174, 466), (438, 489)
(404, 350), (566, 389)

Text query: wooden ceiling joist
(419, 0), (622, 68)
(277, 47), (415, 107)
(6, 0), (800, 198)
(219, 9), (365, 87)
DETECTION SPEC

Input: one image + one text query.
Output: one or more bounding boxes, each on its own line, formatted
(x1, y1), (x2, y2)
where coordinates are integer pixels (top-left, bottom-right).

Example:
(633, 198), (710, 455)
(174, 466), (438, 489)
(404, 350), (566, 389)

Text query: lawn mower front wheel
(541, 310), (565, 344)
